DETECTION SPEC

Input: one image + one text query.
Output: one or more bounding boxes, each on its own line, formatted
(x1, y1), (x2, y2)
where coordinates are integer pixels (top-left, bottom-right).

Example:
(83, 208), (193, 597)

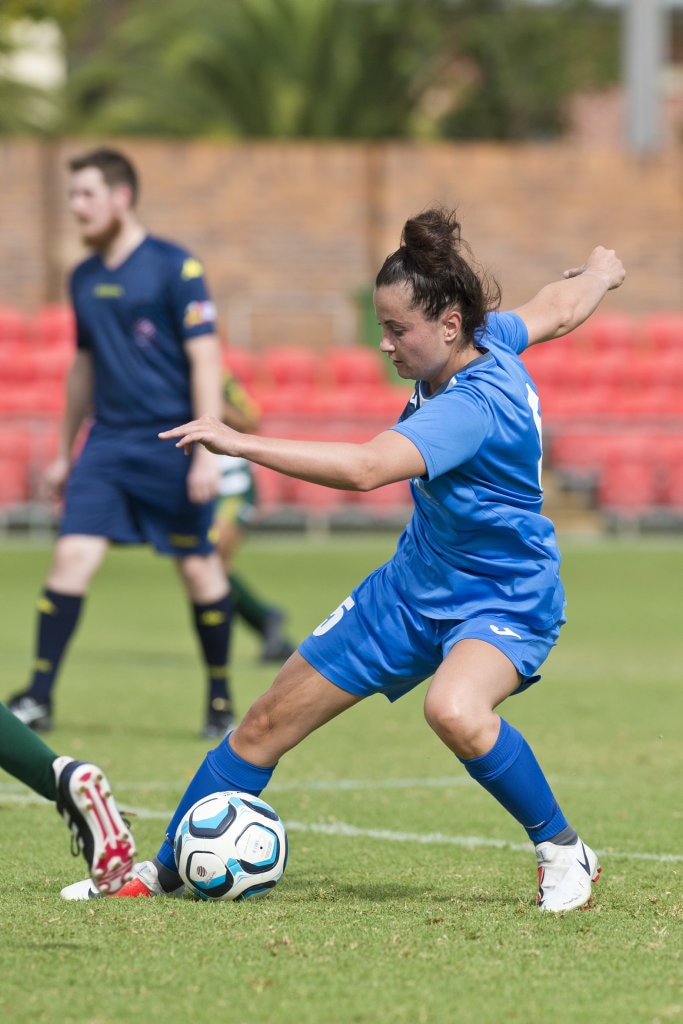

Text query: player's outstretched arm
(159, 418), (426, 492)
(513, 245), (626, 348)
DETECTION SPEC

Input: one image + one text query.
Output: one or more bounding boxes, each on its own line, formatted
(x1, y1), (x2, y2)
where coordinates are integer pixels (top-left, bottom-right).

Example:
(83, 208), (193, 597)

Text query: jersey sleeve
(172, 251), (218, 342)
(391, 386), (492, 480)
(479, 311), (529, 355)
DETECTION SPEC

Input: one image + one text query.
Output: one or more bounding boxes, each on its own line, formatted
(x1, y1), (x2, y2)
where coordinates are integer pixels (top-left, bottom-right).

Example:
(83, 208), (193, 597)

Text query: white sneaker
(60, 860), (185, 900)
(536, 837), (601, 912)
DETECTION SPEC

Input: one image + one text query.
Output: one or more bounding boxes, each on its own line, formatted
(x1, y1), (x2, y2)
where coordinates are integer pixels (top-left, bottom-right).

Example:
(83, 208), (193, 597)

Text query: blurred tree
(438, 0), (620, 140)
(0, 0), (86, 133)
(1, 0), (620, 140)
(60, 0), (449, 138)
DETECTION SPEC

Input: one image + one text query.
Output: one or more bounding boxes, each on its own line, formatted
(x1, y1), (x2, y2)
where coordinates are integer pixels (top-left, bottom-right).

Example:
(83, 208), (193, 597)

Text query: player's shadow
(281, 876), (523, 909)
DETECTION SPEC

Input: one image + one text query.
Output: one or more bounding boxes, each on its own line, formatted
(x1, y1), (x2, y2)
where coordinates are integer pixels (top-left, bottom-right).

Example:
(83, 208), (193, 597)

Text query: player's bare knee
(424, 692), (480, 749)
(176, 552), (226, 602)
(48, 535), (106, 590)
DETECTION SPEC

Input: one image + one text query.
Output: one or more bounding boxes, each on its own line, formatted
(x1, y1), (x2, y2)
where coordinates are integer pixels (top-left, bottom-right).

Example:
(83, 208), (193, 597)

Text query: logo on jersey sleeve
(181, 257), (205, 280)
(183, 300), (216, 328)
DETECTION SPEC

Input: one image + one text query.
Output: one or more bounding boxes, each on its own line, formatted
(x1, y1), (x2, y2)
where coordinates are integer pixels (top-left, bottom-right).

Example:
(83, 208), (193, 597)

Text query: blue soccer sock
(155, 733), (276, 873)
(460, 718), (570, 844)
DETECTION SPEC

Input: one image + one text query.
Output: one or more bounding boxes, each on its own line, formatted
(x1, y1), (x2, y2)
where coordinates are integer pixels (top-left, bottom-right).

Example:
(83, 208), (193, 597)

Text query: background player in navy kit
(65, 208), (625, 911)
(7, 148), (234, 739)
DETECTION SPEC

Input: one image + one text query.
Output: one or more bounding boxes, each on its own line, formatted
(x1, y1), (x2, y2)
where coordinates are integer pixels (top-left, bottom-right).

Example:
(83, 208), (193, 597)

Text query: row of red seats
(0, 304), (75, 349)
(549, 430), (683, 524)
(3, 304), (683, 357)
(253, 465), (412, 521)
(2, 304), (683, 353)
(524, 345), (683, 390)
(0, 423), (413, 523)
(555, 310), (683, 353)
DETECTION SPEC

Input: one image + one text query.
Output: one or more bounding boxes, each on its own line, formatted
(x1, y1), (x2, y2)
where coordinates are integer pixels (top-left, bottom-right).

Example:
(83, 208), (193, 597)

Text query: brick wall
(1, 139), (681, 350)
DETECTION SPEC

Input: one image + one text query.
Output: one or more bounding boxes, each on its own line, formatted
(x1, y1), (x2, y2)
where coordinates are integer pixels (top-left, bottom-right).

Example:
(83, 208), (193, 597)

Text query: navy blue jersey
(389, 311), (565, 631)
(70, 235), (217, 428)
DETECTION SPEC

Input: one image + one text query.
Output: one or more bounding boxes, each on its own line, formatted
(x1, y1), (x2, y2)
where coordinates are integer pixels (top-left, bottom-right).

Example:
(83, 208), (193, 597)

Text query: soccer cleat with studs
(54, 757), (136, 895)
(536, 836), (601, 912)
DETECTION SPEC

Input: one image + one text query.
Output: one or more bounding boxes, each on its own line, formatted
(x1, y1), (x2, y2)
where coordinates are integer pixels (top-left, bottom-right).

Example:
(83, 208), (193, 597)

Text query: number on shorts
(313, 595), (355, 636)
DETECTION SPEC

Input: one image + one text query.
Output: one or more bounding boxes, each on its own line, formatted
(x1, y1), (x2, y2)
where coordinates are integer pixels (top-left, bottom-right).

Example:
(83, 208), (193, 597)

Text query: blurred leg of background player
(214, 458), (295, 664)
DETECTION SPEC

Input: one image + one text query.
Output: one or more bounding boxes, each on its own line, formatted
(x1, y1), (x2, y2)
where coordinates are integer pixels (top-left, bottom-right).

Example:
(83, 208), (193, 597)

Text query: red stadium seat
(0, 457), (30, 505)
(642, 349), (683, 391)
(597, 457), (658, 522)
(522, 344), (567, 390)
(0, 305), (30, 347)
(221, 346), (257, 388)
(32, 304), (75, 350)
(640, 311), (683, 353)
(582, 312), (639, 352)
(252, 465), (295, 512)
(323, 347), (387, 389)
(653, 435), (683, 509)
(550, 432), (614, 486)
(538, 383), (616, 425)
(291, 477), (347, 515)
(0, 430), (31, 464)
(354, 480), (412, 513)
(262, 346), (319, 388)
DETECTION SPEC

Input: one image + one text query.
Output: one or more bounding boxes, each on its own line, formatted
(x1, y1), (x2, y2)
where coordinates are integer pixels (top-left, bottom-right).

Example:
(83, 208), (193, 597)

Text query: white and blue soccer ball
(174, 791), (288, 901)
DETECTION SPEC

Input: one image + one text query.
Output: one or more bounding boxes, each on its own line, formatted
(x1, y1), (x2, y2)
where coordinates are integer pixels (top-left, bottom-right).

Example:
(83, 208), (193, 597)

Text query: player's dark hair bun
(401, 207), (462, 277)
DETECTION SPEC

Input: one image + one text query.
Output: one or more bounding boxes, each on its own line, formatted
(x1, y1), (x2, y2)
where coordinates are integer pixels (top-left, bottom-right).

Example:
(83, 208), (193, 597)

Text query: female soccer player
(64, 207), (625, 911)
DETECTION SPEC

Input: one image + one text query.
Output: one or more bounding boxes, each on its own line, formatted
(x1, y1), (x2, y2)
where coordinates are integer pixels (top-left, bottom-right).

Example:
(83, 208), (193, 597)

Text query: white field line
(0, 774), (602, 795)
(1, 778), (680, 864)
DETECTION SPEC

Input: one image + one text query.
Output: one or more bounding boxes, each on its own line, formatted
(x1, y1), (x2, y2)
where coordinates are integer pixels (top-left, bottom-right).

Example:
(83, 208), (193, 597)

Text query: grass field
(0, 533), (681, 1024)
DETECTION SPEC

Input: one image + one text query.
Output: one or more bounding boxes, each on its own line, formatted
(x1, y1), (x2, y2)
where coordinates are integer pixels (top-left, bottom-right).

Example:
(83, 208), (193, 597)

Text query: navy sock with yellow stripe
(192, 592), (234, 707)
(29, 589), (83, 704)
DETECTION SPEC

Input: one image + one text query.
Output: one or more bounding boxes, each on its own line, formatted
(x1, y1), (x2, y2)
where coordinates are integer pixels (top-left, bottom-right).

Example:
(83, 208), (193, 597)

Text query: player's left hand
(563, 246), (625, 291)
(159, 416), (240, 457)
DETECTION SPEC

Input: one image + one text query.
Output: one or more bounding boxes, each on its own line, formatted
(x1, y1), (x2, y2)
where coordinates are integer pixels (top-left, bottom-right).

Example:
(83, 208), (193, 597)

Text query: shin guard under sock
(157, 733), (276, 871)
(460, 718), (570, 843)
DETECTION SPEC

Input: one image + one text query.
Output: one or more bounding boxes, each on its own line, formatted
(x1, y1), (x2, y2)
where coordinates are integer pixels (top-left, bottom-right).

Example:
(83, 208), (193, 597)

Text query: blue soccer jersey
(70, 235), (217, 428)
(388, 311), (565, 632)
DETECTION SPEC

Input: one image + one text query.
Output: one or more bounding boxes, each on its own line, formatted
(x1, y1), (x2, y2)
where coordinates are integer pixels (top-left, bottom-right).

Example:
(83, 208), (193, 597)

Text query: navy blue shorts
(298, 561), (561, 702)
(60, 423), (216, 556)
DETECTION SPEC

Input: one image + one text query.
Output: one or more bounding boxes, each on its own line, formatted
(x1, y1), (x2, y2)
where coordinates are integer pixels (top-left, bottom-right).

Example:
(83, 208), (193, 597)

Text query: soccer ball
(174, 791), (288, 901)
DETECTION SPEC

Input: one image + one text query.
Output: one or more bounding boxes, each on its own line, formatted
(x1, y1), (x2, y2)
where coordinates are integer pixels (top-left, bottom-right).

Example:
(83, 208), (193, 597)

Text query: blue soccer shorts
(298, 561), (562, 702)
(60, 423), (215, 556)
